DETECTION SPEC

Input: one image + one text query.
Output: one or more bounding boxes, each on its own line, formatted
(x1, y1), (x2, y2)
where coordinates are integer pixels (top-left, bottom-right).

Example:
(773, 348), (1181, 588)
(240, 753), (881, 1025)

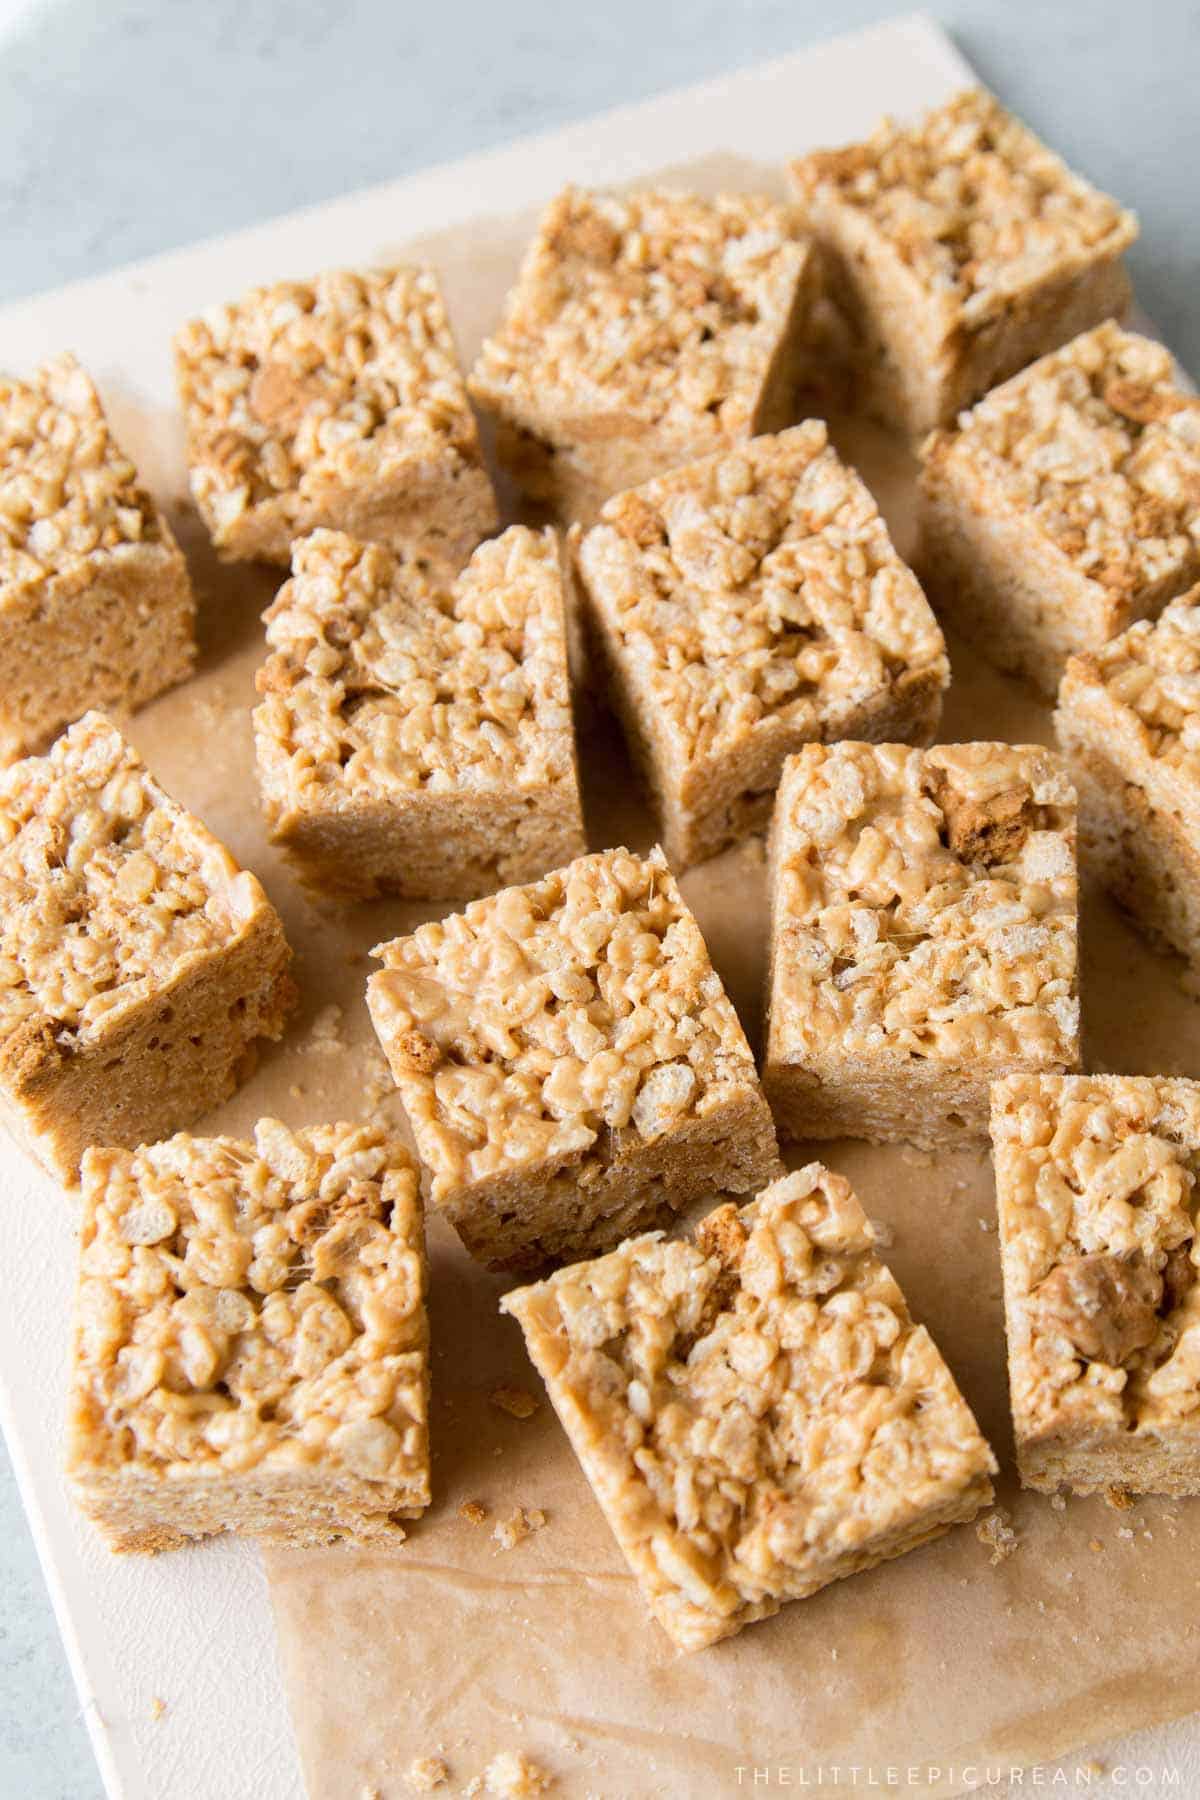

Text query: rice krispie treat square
(571, 424), (948, 870)
(1056, 588), (1200, 979)
(175, 264), (497, 567)
(503, 1163), (995, 1650)
(468, 186), (818, 524)
(919, 323), (1200, 697)
(790, 88), (1137, 440)
(253, 525), (586, 900)
(0, 714), (294, 1181)
(367, 846), (779, 1272)
(993, 1072), (1200, 1497)
(763, 741), (1080, 1149)
(67, 1119), (430, 1551)
(0, 355), (195, 763)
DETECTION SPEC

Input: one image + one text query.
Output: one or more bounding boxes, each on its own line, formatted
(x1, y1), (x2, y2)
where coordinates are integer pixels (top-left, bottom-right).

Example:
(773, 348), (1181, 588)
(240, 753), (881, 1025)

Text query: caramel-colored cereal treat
(67, 1120), (430, 1551)
(919, 323), (1200, 697)
(503, 1164), (995, 1650)
(468, 187), (818, 523)
(0, 714), (294, 1181)
(254, 525), (585, 900)
(0, 356), (195, 762)
(790, 89), (1137, 440)
(763, 742), (1079, 1148)
(175, 265), (497, 567)
(367, 846), (779, 1272)
(993, 1073), (1200, 1497)
(1056, 589), (1200, 978)
(572, 424), (948, 869)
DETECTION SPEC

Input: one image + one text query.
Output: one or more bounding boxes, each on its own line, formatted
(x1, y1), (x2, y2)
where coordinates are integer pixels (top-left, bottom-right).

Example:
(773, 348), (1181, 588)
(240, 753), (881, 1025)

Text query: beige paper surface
(108, 170), (1200, 1799)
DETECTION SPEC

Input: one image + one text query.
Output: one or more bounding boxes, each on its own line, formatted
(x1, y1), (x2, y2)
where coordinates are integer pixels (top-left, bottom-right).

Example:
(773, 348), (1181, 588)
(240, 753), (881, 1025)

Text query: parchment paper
(106, 169), (1200, 1799)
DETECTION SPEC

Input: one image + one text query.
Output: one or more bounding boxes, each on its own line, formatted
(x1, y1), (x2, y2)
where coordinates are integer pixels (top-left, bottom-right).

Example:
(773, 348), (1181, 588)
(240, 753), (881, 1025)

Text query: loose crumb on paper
(493, 1507), (547, 1551)
(405, 1755), (449, 1792)
(459, 1499), (489, 1525)
(489, 1385), (541, 1420)
(148, 1696), (166, 1721)
(467, 1750), (555, 1797)
(976, 1508), (1019, 1565)
(305, 1004), (344, 1052)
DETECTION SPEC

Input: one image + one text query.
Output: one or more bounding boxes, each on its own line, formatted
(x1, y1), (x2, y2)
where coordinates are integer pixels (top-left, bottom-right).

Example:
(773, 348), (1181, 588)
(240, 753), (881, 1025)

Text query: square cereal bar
(367, 846), (779, 1272)
(468, 187), (818, 523)
(919, 323), (1200, 697)
(790, 89), (1137, 439)
(68, 1119), (429, 1551)
(175, 265), (497, 567)
(503, 1163), (995, 1650)
(253, 525), (586, 900)
(572, 424), (948, 870)
(0, 714), (294, 1181)
(763, 742), (1080, 1148)
(993, 1072), (1200, 1497)
(0, 355), (194, 762)
(1056, 588), (1200, 978)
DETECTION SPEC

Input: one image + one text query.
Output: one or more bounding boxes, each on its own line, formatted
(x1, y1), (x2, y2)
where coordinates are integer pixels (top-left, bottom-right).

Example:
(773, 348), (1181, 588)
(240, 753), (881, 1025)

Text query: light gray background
(1, 4), (1197, 1796)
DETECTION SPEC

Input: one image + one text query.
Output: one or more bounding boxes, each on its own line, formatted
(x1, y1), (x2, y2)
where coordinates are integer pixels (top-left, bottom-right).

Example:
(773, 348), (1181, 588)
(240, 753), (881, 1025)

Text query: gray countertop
(1, 4), (1197, 1795)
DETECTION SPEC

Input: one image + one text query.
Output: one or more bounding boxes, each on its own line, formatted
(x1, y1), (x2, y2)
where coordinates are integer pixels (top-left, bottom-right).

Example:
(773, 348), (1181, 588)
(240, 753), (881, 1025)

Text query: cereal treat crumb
(790, 89), (1137, 438)
(920, 323), (1200, 696)
(175, 264), (496, 567)
(976, 1508), (1019, 1565)
(492, 1506), (547, 1550)
(993, 1073), (1200, 1497)
(254, 526), (585, 900)
(572, 425), (947, 869)
(1056, 587), (1200, 981)
(405, 1756), (450, 1793)
(459, 1499), (489, 1525)
(503, 1164), (995, 1650)
(489, 1385), (540, 1420)
(367, 846), (779, 1272)
(0, 355), (194, 761)
(0, 713), (294, 1181)
(67, 1120), (430, 1552)
(480, 1751), (554, 1797)
(763, 742), (1079, 1149)
(305, 1004), (344, 1052)
(469, 186), (818, 523)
